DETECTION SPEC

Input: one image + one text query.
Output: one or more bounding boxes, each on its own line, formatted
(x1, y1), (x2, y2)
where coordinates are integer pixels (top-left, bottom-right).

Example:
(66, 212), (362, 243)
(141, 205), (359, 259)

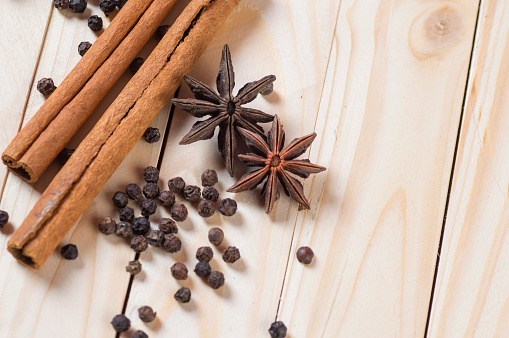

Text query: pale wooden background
(0, 0), (506, 337)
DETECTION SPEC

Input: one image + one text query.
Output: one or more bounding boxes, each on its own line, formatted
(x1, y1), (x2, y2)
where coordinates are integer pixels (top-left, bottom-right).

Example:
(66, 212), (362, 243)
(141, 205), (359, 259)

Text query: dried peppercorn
(208, 227), (224, 246)
(207, 271), (225, 289)
(168, 177), (185, 194)
(111, 314), (130, 332)
(269, 321), (287, 338)
(112, 191), (128, 208)
(223, 246), (240, 263)
(183, 185), (201, 202)
(201, 169), (218, 186)
(61, 244), (78, 260)
(57, 148), (74, 166)
(54, 0), (69, 10)
(116, 221), (133, 238)
(198, 200), (216, 218)
(170, 204), (188, 222)
(196, 246), (213, 262)
(155, 25), (169, 40)
(131, 330), (148, 338)
(37, 78), (56, 96)
(87, 15), (103, 31)
(116, 0), (127, 9)
(202, 186), (219, 202)
(194, 261), (211, 278)
(126, 260), (142, 275)
(98, 216), (116, 235)
(163, 234), (181, 253)
(130, 57), (144, 74)
(158, 190), (175, 208)
(218, 198), (237, 216)
(69, 0), (87, 13)
(144, 127), (160, 143)
(99, 0), (116, 15)
(159, 218), (178, 234)
(143, 183), (159, 199)
(126, 183), (143, 201)
(145, 229), (164, 247)
(0, 210), (9, 228)
(174, 287), (191, 303)
(171, 262), (188, 280)
(138, 306), (156, 323)
(132, 217), (150, 236)
(296, 246), (314, 264)
(119, 206), (134, 223)
(78, 41), (92, 56)
(143, 166), (159, 183)
(140, 199), (157, 217)
(130, 235), (148, 253)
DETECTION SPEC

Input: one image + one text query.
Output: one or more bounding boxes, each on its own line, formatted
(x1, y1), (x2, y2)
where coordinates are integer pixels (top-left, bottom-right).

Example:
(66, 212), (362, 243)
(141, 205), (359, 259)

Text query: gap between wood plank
(423, 1), (483, 336)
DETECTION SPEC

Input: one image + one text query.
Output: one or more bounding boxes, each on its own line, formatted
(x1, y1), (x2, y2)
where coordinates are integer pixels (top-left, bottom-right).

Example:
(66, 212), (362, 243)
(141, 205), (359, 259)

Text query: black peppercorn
(138, 305), (156, 323)
(116, 0), (127, 9)
(69, 0), (87, 13)
(87, 15), (103, 31)
(201, 169), (218, 186)
(144, 127), (160, 143)
(296, 246), (314, 264)
(0, 210), (9, 228)
(194, 261), (211, 278)
(130, 57), (144, 74)
(143, 166), (159, 183)
(111, 314), (130, 332)
(155, 25), (169, 40)
(198, 199), (216, 218)
(131, 330), (148, 338)
(196, 246), (213, 262)
(159, 218), (178, 234)
(119, 206), (134, 223)
(163, 234), (181, 253)
(174, 287), (191, 303)
(143, 183), (159, 200)
(171, 262), (188, 280)
(158, 190), (175, 208)
(140, 199), (157, 217)
(269, 321), (287, 338)
(54, 0), (69, 10)
(207, 271), (225, 289)
(168, 177), (185, 194)
(61, 244), (78, 260)
(145, 229), (164, 247)
(183, 185), (201, 202)
(78, 41), (92, 57)
(99, 0), (116, 15)
(126, 260), (142, 275)
(202, 186), (219, 201)
(116, 221), (133, 238)
(170, 204), (188, 222)
(130, 235), (148, 253)
(126, 183), (142, 201)
(223, 246), (240, 263)
(208, 227), (224, 246)
(57, 148), (74, 166)
(37, 78), (56, 96)
(112, 191), (128, 208)
(218, 198), (237, 216)
(98, 216), (116, 235)
(132, 217), (150, 236)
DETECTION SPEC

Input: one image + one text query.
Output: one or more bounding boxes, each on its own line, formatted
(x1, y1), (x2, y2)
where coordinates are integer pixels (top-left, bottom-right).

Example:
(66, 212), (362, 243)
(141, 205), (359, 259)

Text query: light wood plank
(427, 0), (509, 336)
(277, 0), (479, 337)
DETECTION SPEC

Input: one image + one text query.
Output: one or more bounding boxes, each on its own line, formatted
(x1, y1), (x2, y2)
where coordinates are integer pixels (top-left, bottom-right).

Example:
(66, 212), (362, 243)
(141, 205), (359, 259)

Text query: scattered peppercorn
(69, 0), (87, 13)
(168, 177), (185, 194)
(144, 127), (160, 143)
(131, 330), (148, 338)
(116, 0), (127, 9)
(143, 183), (159, 199)
(54, 0), (69, 10)
(87, 15), (103, 31)
(61, 244), (78, 260)
(111, 314), (130, 333)
(140, 199), (157, 217)
(159, 218), (178, 234)
(208, 227), (224, 246)
(78, 41), (92, 57)
(171, 262), (188, 280)
(155, 25), (169, 40)
(207, 271), (225, 289)
(138, 305), (156, 323)
(126, 260), (142, 275)
(112, 191), (128, 208)
(119, 206), (134, 223)
(57, 148), (74, 166)
(130, 235), (148, 253)
(296, 246), (314, 264)
(0, 210), (10, 228)
(201, 169), (218, 186)
(194, 261), (211, 278)
(116, 221), (133, 238)
(269, 321), (287, 338)
(170, 204), (188, 222)
(157, 190), (175, 208)
(163, 234), (181, 253)
(129, 57), (144, 74)
(37, 78), (56, 96)
(143, 166), (159, 183)
(132, 217), (150, 236)
(145, 229), (164, 247)
(196, 246), (213, 262)
(223, 246), (241, 263)
(98, 216), (116, 235)
(218, 198), (237, 216)
(198, 199), (216, 218)
(202, 186), (219, 201)
(174, 287), (191, 303)
(99, 0), (116, 15)
(126, 183), (143, 201)
(183, 185), (201, 202)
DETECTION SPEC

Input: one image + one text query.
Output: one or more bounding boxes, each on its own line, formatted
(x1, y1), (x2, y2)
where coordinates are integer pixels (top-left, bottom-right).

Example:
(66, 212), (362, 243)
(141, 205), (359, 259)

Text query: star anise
(227, 115), (326, 213)
(173, 44), (276, 176)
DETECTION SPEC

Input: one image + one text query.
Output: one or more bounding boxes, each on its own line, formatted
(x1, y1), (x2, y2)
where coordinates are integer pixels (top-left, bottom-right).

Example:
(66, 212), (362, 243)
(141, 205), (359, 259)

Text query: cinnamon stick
(2, 0), (162, 183)
(8, 0), (241, 268)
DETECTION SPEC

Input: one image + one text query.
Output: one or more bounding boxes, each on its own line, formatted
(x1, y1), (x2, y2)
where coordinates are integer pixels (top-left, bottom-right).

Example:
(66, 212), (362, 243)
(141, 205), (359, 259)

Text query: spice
(111, 314), (130, 333)
(0, 210), (9, 228)
(143, 127), (160, 143)
(88, 15), (103, 31)
(116, 221), (133, 238)
(116, 0), (127, 9)
(174, 287), (191, 303)
(170, 204), (188, 222)
(173, 44), (275, 176)
(119, 206), (134, 223)
(130, 57), (145, 74)
(99, 0), (116, 15)
(126, 183), (143, 201)
(143, 183), (160, 199)
(163, 234), (181, 253)
(194, 261), (211, 278)
(201, 169), (218, 186)
(145, 229), (164, 247)
(227, 115), (326, 213)
(37, 78), (56, 96)
(138, 305), (156, 323)
(183, 185), (201, 202)
(54, 0), (69, 10)
(60, 244), (78, 260)
(196, 246), (213, 262)
(207, 271), (225, 289)
(168, 177), (185, 194)
(130, 235), (148, 253)
(223, 246), (240, 263)
(171, 262), (188, 280)
(78, 41), (92, 57)
(269, 321), (287, 338)
(126, 260), (142, 275)
(158, 190), (175, 208)
(69, 0), (87, 13)
(143, 166), (159, 183)
(131, 330), (148, 338)
(57, 148), (75, 166)
(98, 216), (116, 235)
(112, 191), (128, 208)
(202, 186), (219, 201)
(198, 199), (216, 218)
(159, 218), (178, 234)
(140, 199), (157, 217)
(218, 198), (237, 216)
(208, 227), (224, 246)
(296, 246), (314, 264)
(155, 25), (169, 40)
(132, 217), (150, 236)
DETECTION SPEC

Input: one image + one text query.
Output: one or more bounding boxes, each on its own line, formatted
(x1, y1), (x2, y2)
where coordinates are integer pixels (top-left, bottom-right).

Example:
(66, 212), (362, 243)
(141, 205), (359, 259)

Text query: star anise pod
(227, 115), (326, 213)
(173, 44), (276, 176)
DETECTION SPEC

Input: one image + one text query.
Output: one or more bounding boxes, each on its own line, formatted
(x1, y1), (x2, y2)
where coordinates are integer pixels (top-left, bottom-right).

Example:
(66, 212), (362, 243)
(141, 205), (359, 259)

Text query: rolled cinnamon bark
(2, 0), (160, 183)
(8, 0), (241, 268)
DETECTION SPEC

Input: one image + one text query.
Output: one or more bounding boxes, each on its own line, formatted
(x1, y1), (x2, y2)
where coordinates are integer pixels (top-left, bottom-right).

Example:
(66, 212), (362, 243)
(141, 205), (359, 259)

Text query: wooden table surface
(0, 0), (507, 337)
